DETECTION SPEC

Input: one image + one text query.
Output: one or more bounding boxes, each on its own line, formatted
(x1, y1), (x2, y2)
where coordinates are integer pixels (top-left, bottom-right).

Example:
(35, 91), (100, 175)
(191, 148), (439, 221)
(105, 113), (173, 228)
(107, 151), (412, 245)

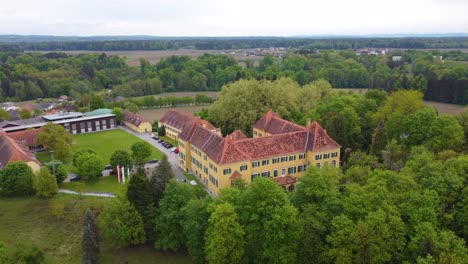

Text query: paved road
(59, 189), (116, 197)
(118, 126), (188, 182)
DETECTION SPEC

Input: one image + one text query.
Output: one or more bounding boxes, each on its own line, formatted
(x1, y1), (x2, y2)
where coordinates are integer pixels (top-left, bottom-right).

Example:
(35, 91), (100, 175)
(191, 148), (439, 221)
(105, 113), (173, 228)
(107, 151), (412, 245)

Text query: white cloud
(0, 0), (466, 35)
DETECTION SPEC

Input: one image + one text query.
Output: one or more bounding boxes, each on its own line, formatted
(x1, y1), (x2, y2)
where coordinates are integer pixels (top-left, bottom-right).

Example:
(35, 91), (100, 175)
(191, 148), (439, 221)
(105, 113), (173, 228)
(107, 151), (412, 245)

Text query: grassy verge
(60, 176), (124, 193)
(160, 136), (179, 147)
(0, 195), (193, 264)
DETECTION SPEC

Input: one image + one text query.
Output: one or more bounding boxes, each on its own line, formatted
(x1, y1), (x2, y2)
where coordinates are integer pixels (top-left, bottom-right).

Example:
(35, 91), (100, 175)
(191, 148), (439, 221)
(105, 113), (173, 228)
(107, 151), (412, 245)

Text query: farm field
(37, 129), (164, 171)
(53, 49), (267, 67)
(0, 195), (193, 264)
(423, 101), (466, 115)
(139, 105), (206, 123)
(132, 91), (219, 101)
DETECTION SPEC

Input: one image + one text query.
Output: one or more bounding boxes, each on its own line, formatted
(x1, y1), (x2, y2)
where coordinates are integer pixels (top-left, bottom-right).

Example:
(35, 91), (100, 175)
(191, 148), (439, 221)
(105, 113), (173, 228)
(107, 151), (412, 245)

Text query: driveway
(118, 126), (188, 182)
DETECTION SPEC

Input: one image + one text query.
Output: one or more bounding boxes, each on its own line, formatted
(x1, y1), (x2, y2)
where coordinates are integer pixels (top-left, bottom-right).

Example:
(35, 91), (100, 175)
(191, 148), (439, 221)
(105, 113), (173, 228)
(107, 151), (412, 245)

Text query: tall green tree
(130, 142), (151, 166)
(205, 203), (245, 264)
(89, 94), (105, 111)
(150, 155), (174, 206)
(98, 198), (146, 248)
(154, 181), (195, 251)
(181, 197), (212, 264)
(37, 123), (73, 160)
(82, 209), (100, 264)
(0, 161), (34, 197)
(112, 107), (124, 125)
(110, 150), (132, 170)
(33, 167), (58, 198)
(127, 173), (153, 215)
(237, 177), (298, 263)
(76, 153), (103, 181)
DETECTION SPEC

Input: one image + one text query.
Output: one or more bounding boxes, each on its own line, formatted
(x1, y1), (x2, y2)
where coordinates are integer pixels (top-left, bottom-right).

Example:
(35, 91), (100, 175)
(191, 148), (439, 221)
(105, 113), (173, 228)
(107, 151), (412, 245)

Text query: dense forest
(1, 36), (468, 51)
(0, 48), (467, 104)
(97, 87), (468, 264)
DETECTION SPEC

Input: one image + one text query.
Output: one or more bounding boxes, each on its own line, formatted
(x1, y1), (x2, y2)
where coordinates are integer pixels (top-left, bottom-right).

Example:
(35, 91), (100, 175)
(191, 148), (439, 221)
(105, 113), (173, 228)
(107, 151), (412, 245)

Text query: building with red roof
(6, 128), (43, 152)
(176, 109), (341, 195)
(159, 110), (216, 141)
(123, 111), (152, 133)
(0, 130), (41, 173)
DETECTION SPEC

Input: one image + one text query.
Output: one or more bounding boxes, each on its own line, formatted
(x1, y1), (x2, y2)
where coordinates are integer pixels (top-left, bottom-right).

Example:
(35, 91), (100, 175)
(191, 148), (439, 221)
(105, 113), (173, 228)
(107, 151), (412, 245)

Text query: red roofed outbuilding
(123, 111), (152, 133)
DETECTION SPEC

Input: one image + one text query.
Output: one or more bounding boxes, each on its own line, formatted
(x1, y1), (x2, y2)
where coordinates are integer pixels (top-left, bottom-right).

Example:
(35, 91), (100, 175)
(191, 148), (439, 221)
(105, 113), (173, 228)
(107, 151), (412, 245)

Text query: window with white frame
(299, 153), (306, 159)
(281, 156), (287, 162)
(223, 168), (231, 175)
(262, 159), (269, 166)
(240, 165), (248, 171)
(252, 161), (260, 167)
(272, 157), (279, 164)
(315, 154), (322, 160)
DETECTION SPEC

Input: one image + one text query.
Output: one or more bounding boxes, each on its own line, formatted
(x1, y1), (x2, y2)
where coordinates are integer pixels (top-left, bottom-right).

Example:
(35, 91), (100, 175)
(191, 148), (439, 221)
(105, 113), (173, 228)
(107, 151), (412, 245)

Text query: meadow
(0, 195), (193, 263)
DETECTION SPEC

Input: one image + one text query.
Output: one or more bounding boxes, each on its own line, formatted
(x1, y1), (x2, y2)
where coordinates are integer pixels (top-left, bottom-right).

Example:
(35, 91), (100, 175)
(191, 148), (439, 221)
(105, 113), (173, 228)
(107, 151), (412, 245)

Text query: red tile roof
(273, 176), (297, 186)
(0, 130), (40, 169)
(179, 120), (341, 166)
(253, 109), (305, 135)
(7, 129), (41, 147)
(229, 130), (248, 141)
(159, 110), (215, 132)
(229, 171), (242, 180)
(123, 111), (147, 127)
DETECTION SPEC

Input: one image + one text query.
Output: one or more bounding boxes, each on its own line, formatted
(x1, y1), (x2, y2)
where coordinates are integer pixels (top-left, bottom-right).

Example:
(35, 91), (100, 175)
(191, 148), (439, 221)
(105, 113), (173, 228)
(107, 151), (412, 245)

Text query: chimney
(215, 128), (221, 136)
(202, 123), (206, 128)
(306, 118), (311, 128)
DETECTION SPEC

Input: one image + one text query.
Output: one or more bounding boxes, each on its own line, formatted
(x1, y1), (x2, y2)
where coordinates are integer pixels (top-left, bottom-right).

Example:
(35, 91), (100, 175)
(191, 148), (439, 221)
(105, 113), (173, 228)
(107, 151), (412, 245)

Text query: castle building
(158, 110), (217, 141)
(176, 110), (341, 195)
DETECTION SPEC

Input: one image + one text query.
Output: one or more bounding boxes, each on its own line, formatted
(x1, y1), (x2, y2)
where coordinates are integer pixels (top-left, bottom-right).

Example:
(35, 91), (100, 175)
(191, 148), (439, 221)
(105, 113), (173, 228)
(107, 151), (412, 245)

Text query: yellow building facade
(123, 111), (151, 133)
(177, 110), (341, 195)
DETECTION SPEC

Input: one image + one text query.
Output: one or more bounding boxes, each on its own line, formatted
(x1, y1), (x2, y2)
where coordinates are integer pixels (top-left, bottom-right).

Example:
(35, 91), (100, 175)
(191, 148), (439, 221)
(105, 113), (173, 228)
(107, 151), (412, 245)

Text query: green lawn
(61, 175), (124, 193)
(0, 195), (193, 264)
(72, 130), (164, 164)
(37, 129), (164, 172)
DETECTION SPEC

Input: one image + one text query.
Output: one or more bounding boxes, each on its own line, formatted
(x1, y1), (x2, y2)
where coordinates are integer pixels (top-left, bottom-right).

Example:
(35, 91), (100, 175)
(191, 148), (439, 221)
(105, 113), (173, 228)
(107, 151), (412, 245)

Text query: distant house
(123, 111), (151, 133)
(0, 130), (41, 173)
(7, 128), (43, 152)
(35, 101), (56, 112)
(392, 56), (402, 62)
(58, 95), (69, 102)
(8, 109), (20, 121)
(114, 96), (127, 103)
(1, 102), (18, 111)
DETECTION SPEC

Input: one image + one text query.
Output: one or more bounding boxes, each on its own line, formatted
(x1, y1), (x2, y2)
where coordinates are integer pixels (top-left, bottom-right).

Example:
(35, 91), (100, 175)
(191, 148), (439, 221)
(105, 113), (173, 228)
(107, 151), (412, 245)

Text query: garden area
(36, 129), (164, 193)
(0, 195), (193, 263)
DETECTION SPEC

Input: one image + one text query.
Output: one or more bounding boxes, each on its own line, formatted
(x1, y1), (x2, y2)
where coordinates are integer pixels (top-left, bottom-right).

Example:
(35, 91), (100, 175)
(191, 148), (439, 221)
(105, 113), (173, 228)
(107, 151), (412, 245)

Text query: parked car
(70, 175), (81, 181)
(152, 136), (159, 140)
(158, 139), (164, 143)
(147, 159), (158, 164)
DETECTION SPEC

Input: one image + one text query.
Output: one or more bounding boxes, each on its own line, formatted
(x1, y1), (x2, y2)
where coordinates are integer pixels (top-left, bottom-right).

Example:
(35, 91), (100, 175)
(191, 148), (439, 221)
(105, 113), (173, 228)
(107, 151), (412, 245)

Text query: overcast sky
(0, 0), (466, 36)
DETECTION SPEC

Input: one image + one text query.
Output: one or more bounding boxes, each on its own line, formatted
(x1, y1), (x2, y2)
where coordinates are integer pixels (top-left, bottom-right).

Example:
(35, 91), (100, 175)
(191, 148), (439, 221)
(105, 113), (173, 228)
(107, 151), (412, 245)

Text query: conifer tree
(150, 155), (174, 206)
(82, 208), (100, 264)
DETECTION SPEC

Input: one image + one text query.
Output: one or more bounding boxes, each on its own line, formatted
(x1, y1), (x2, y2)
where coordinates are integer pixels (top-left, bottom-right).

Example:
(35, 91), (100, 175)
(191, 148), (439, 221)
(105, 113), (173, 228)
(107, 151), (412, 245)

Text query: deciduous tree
(154, 181), (195, 251)
(110, 150), (132, 170)
(99, 198), (146, 248)
(0, 161), (34, 197)
(130, 142), (151, 166)
(205, 203), (245, 264)
(37, 123), (73, 160)
(76, 153), (103, 181)
(33, 167), (58, 198)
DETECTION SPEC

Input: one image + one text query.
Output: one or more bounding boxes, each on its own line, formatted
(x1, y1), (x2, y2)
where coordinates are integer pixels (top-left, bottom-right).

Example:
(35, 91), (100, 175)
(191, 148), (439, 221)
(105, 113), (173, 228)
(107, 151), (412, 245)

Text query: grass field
(0, 195), (193, 264)
(51, 49), (266, 67)
(132, 91), (218, 101)
(37, 129), (164, 171)
(139, 106), (207, 123)
(61, 175), (123, 193)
